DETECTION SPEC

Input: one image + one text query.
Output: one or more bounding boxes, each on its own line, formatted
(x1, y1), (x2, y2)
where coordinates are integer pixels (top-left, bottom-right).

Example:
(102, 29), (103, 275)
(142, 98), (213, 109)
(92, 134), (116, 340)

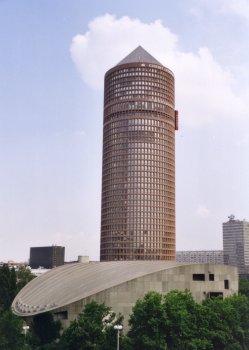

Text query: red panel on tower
(175, 110), (179, 130)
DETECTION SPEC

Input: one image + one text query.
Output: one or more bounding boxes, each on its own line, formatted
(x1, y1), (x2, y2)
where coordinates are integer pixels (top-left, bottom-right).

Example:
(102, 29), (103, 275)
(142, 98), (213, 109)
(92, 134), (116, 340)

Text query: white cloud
(195, 205), (211, 218)
(70, 14), (248, 127)
(70, 14), (177, 89)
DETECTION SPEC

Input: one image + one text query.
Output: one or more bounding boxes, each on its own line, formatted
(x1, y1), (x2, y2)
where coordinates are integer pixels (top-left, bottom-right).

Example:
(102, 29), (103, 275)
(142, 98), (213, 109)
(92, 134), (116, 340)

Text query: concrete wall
(54, 263), (238, 332)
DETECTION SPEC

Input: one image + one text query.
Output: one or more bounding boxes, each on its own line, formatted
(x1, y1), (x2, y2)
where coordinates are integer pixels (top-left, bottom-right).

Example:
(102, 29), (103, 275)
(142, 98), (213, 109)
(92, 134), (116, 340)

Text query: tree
(127, 290), (249, 350)
(163, 290), (211, 350)
(226, 294), (249, 349)
(59, 300), (123, 350)
(128, 291), (167, 350)
(0, 264), (17, 310)
(128, 290), (213, 350)
(202, 294), (249, 350)
(30, 312), (61, 347)
(0, 307), (30, 350)
(16, 266), (35, 292)
(0, 264), (35, 311)
(239, 278), (249, 298)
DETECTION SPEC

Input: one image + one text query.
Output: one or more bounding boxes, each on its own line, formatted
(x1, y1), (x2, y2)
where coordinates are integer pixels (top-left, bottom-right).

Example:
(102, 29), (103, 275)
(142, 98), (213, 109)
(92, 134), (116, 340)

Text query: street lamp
(23, 325), (30, 336)
(23, 325), (30, 347)
(114, 324), (122, 350)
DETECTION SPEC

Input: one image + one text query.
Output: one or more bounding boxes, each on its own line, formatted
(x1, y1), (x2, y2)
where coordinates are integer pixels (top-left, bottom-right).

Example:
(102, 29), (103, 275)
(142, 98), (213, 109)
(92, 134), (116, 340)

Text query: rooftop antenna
(228, 214), (235, 221)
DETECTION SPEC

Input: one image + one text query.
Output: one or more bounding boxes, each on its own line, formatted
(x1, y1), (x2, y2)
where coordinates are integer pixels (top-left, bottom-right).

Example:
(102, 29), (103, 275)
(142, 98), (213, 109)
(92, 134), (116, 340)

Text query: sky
(0, 0), (249, 262)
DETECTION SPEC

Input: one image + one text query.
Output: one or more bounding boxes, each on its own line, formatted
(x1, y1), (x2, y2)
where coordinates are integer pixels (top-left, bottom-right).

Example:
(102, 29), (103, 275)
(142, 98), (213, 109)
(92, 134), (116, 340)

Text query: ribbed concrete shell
(12, 261), (238, 321)
(12, 261), (180, 316)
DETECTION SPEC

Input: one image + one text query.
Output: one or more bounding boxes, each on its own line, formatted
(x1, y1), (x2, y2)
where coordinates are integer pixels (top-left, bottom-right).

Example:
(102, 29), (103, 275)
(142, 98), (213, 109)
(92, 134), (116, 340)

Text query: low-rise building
(176, 250), (223, 264)
(12, 261), (238, 331)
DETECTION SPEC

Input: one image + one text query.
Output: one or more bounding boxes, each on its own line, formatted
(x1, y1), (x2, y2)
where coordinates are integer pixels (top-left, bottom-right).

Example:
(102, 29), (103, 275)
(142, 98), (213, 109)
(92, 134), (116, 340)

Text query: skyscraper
(100, 46), (178, 261)
(223, 215), (249, 275)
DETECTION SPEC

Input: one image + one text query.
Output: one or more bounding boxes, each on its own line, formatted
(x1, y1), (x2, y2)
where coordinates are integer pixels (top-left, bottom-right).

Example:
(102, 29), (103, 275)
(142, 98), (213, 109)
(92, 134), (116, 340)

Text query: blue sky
(1, 0), (249, 262)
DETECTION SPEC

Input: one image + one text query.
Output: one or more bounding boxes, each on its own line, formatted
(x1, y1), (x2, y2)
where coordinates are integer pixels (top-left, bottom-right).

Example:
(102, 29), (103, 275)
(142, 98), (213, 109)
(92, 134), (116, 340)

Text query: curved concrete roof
(12, 261), (182, 316)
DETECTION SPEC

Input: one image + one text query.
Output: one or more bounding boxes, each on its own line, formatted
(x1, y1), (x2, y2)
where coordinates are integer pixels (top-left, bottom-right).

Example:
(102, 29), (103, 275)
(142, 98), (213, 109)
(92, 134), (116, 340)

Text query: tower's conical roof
(117, 46), (162, 66)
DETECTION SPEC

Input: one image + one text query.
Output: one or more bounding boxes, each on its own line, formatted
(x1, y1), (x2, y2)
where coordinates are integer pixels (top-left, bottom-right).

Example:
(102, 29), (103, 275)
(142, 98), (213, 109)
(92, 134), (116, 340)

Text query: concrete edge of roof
(12, 261), (188, 316)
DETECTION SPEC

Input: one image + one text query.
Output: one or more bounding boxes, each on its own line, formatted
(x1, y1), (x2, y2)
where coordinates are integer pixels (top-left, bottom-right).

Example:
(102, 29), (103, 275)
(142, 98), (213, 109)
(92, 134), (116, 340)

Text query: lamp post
(23, 325), (30, 347)
(23, 325), (30, 336)
(114, 324), (122, 350)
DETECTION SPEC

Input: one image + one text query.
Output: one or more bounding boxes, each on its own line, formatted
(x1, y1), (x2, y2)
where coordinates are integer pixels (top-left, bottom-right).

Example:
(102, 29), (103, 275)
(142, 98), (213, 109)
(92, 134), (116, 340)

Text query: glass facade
(100, 56), (177, 261)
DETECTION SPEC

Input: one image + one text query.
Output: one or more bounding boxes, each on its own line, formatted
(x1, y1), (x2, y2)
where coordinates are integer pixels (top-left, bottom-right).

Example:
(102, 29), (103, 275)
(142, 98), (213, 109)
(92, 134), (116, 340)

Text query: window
(224, 280), (229, 289)
(53, 311), (68, 320)
(193, 274), (205, 281)
(209, 274), (214, 281)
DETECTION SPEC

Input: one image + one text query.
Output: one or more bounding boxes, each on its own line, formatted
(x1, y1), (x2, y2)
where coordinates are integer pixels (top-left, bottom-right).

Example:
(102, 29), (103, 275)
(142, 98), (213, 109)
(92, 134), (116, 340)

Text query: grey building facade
(176, 250), (224, 264)
(223, 215), (249, 275)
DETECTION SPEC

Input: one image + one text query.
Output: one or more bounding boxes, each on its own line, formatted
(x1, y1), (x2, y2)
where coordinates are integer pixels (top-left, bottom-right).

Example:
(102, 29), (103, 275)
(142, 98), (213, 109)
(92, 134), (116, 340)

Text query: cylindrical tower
(100, 46), (178, 261)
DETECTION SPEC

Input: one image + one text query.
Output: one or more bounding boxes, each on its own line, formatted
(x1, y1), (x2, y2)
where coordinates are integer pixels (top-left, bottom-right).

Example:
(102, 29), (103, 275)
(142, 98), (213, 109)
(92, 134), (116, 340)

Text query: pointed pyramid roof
(117, 46), (162, 66)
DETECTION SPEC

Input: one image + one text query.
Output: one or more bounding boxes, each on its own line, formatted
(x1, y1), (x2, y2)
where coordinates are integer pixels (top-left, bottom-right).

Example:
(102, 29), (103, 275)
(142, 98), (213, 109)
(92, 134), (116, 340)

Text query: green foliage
(163, 290), (211, 350)
(59, 300), (123, 350)
(0, 264), (17, 310)
(0, 307), (29, 350)
(128, 290), (212, 350)
(0, 264), (35, 311)
(128, 290), (249, 350)
(0, 264), (40, 349)
(30, 312), (61, 347)
(239, 278), (249, 298)
(0, 263), (59, 349)
(16, 267), (36, 292)
(202, 294), (249, 350)
(128, 291), (167, 350)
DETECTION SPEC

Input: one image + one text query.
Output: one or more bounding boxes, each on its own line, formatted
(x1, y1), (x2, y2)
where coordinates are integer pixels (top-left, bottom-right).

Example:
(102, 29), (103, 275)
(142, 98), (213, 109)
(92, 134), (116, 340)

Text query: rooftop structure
(117, 45), (162, 65)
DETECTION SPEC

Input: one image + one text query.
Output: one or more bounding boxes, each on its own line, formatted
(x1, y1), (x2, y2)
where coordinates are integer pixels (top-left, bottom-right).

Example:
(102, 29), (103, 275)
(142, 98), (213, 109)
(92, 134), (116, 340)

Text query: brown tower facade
(100, 46), (178, 261)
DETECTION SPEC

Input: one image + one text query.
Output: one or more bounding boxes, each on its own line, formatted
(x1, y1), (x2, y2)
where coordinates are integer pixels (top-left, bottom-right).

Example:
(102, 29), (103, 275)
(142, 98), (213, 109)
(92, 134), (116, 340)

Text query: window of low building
(192, 273), (205, 281)
(224, 279), (229, 289)
(209, 274), (214, 281)
(53, 311), (68, 321)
